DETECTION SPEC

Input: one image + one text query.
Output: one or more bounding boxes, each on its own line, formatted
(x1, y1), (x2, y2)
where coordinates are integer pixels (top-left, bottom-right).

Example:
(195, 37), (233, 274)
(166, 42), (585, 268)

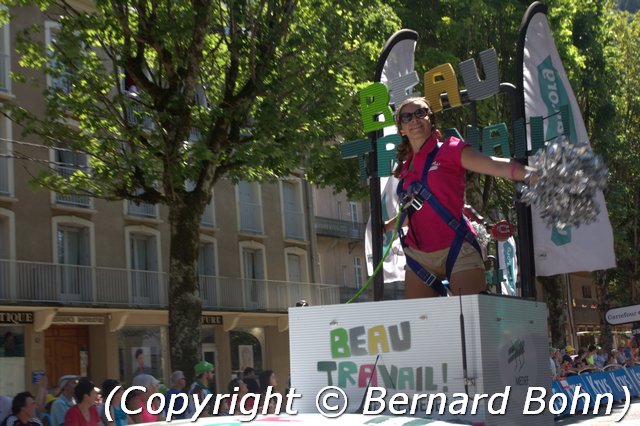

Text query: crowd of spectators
(0, 364), (283, 425)
(550, 342), (640, 380)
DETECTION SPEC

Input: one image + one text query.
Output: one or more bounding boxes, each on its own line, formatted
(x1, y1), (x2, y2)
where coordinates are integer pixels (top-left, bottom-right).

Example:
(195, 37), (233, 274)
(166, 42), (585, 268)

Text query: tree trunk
(539, 275), (565, 347)
(596, 271), (613, 352)
(168, 199), (204, 382)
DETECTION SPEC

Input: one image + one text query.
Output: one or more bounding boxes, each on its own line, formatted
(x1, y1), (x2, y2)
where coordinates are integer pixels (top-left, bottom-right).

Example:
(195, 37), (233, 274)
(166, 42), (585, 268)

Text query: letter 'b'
(360, 83), (395, 133)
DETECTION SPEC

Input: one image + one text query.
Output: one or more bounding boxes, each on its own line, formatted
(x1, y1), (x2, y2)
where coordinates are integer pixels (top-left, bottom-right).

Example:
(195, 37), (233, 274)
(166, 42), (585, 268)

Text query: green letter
(377, 134), (402, 177)
(330, 328), (351, 358)
(317, 361), (337, 386)
(338, 361), (358, 387)
(359, 83), (394, 132)
(481, 123), (511, 158)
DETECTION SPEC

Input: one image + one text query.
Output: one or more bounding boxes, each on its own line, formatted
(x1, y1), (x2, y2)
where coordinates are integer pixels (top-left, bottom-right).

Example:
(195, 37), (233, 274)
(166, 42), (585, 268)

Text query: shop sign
(605, 304), (640, 325)
(0, 312), (34, 324)
(201, 315), (223, 325)
(53, 315), (105, 325)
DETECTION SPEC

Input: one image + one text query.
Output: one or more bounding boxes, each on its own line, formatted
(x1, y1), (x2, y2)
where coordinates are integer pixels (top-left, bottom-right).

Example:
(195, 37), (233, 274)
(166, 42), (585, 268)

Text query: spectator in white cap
(49, 375), (79, 426)
(128, 374), (160, 424)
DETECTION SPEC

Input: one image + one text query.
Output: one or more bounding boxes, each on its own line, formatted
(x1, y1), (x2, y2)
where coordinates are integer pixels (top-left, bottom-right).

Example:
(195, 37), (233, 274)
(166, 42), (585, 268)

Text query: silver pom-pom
(470, 220), (491, 248)
(519, 137), (608, 229)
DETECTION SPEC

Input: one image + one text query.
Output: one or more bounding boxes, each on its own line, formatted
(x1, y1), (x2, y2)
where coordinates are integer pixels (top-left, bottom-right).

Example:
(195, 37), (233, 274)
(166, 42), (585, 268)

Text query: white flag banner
(365, 175), (405, 281)
(364, 30), (418, 282)
(521, 8), (616, 275)
(498, 236), (518, 296)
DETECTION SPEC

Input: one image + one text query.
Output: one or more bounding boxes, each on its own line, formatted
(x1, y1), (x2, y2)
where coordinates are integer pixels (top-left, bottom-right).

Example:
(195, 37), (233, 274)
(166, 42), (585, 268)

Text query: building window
(201, 191), (215, 227)
(284, 248), (310, 307)
(0, 326), (26, 397)
(287, 253), (302, 282)
(354, 257), (363, 289)
(57, 226), (90, 301)
(118, 326), (167, 384)
(240, 241), (266, 310)
(349, 202), (359, 223)
(0, 118), (12, 196)
(52, 216), (95, 302)
(230, 328), (264, 377)
(198, 238), (218, 308)
(0, 13), (11, 94)
(582, 285), (593, 299)
(53, 147), (91, 208)
(284, 247), (309, 283)
(126, 226), (162, 305)
(237, 181), (263, 234)
(0, 209), (15, 301)
(45, 21), (72, 94)
(281, 180), (305, 240)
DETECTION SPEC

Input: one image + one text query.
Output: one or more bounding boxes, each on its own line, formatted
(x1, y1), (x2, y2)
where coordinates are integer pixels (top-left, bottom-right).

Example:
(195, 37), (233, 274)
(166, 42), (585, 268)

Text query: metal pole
(500, 83), (536, 299)
(369, 131), (384, 301)
(494, 239), (501, 294)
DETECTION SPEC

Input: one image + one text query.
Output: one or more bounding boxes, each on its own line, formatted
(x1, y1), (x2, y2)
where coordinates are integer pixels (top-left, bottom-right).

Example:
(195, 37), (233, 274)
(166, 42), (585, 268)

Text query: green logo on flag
(537, 56), (576, 246)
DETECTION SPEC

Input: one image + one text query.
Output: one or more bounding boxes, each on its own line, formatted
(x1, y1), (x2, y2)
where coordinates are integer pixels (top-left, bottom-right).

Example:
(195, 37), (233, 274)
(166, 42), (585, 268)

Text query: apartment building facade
(0, 4), (368, 397)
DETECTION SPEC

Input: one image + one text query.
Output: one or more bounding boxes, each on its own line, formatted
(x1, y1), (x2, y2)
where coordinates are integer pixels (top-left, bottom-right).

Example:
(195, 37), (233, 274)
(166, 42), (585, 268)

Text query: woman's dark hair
(227, 378), (245, 394)
(101, 379), (120, 400)
(392, 97), (437, 178)
(258, 370), (274, 393)
(74, 378), (95, 403)
(11, 392), (34, 415)
(135, 348), (143, 359)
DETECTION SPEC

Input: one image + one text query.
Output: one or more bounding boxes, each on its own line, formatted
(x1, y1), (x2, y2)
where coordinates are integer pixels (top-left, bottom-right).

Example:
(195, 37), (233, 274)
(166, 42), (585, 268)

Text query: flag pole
(370, 29), (419, 301)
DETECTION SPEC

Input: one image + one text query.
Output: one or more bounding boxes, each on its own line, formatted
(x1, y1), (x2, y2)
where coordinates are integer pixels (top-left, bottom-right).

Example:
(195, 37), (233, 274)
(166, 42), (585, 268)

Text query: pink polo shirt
(399, 134), (475, 253)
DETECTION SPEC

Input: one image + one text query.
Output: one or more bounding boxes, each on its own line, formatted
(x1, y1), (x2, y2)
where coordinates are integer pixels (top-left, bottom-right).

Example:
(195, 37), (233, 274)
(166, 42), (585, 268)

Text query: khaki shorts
(404, 242), (484, 279)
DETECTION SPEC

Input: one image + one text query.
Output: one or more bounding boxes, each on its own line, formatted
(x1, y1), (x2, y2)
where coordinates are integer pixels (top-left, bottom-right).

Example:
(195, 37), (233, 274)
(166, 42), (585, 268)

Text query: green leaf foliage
(1, 0), (401, 375)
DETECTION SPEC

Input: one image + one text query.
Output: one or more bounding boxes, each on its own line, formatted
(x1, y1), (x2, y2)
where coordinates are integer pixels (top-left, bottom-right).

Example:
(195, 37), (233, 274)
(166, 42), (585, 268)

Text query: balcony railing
(124, 92), (155, 130)
(315, 216), (365, 240)
(198, 275), (339, 311)
(55, 165), (91, 207)
(127, 200), (158, 218)
(0, 259), (340, 311)
(572, 298), (601, 325)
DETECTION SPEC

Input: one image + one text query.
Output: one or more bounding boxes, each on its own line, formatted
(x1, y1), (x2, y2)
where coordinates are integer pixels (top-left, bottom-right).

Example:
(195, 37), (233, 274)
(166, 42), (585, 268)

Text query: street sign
(605, 304), (640, 325)
(491, 220), (514, 241)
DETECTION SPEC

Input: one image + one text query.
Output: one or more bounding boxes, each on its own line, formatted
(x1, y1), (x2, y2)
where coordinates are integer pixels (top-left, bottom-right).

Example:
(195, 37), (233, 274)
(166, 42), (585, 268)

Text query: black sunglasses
(399, 107), (430, 124)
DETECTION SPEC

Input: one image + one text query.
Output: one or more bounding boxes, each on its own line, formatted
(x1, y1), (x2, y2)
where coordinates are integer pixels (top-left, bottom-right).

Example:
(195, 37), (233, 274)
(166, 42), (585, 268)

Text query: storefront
(0, 312), (30, 396)
(0, 308), (289, 398)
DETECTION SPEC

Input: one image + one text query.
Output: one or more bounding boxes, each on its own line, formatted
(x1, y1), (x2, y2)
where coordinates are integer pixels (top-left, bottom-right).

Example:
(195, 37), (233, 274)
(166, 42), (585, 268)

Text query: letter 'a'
(424, 64), (461, 112)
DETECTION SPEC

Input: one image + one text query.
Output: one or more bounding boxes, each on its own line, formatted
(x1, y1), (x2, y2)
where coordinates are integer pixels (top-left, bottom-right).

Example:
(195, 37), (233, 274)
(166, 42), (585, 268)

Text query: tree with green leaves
(597, 6), (640, 325)
(1, 0), (401, 376)
(388, 0), (638, 346)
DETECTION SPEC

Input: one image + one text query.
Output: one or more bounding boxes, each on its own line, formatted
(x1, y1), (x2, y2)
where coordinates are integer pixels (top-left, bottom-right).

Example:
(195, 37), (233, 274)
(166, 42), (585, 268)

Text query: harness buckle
(401, 192), (423, 211)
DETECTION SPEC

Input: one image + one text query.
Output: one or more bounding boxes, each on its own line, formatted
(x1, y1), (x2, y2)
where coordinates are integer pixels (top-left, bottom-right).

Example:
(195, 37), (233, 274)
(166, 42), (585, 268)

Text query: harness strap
(398, 142), (482, 281)
(405, 255), (449, 297)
